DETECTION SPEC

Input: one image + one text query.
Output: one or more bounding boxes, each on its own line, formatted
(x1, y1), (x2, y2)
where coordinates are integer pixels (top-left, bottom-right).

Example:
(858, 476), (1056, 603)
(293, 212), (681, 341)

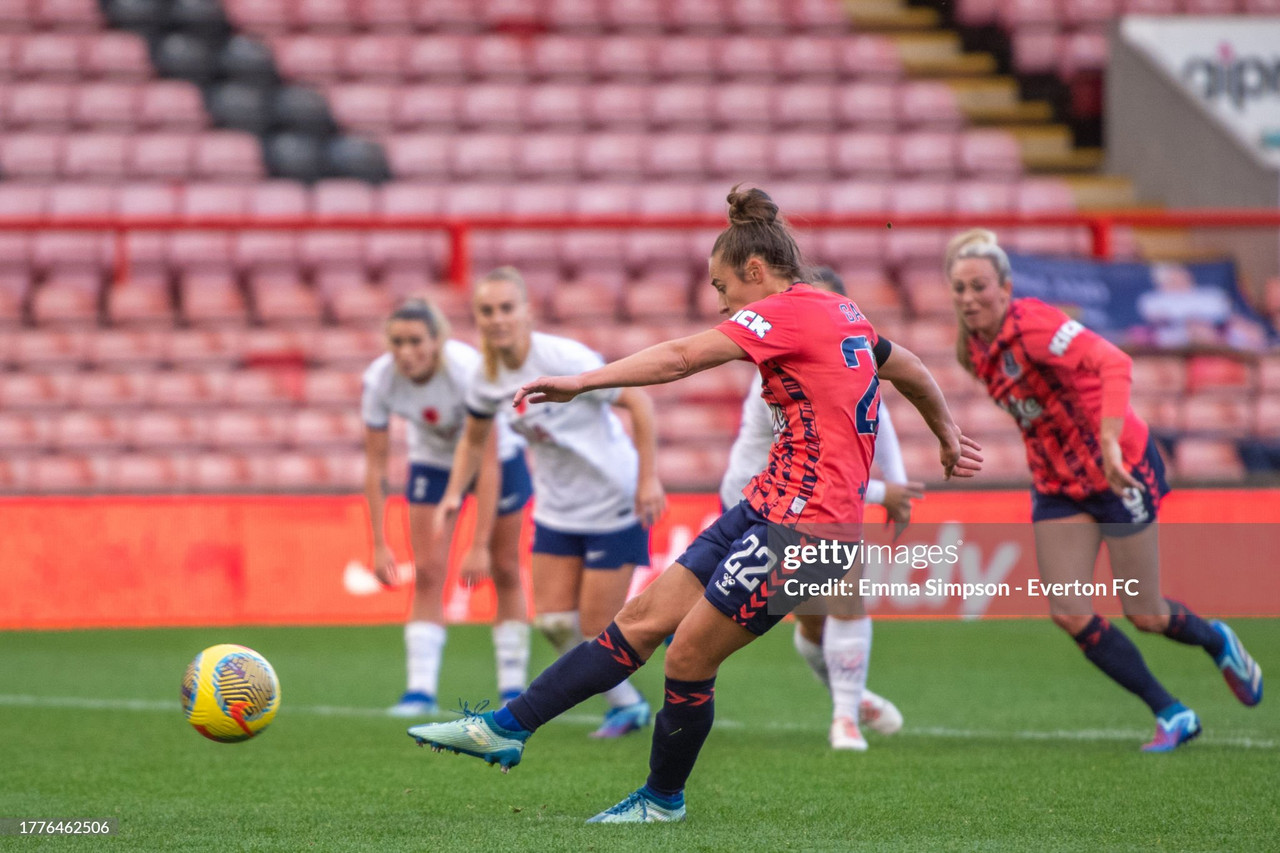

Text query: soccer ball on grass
(181, 644), (281, 743)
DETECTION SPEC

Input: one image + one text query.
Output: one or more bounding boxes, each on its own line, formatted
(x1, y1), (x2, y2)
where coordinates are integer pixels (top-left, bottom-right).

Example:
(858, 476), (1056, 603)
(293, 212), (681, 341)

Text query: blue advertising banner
(1007, 253), (1275, 352)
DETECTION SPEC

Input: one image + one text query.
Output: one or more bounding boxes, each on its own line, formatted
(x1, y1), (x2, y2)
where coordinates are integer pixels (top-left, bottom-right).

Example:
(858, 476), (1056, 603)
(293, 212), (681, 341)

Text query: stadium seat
(207, 410), (286, 449)
(250, 272), (324, 325)
(0, 372), (70, 409)
(30, 272), (101, 327)
(85, 30), (151, 79)
(529, 34), (593, 79)
(593, 36), (657, 80)
(130, 410), (202, 449)
(14, 455), (96, 492)
(7, 82), (75, 128)
(832, 132), (895, 177)
(303, 368), (361, 406)
(834, 81), (897, 128)
(188, 451), (252, 490)
(86, 327), (166, 368)
(179, 270), (248, 326)
(899, 81), (965, 128)
(1174, 438), (1245, 481)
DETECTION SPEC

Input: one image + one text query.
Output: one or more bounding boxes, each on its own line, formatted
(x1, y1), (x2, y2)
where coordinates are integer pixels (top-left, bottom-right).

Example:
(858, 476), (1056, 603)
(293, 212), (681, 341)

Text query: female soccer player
(718, 266), (920, 751)
(435, 266), (665, 739)
(363, 298), (534, 717)
(946, 228), (1263, 752)
(408, 188), (982, 822)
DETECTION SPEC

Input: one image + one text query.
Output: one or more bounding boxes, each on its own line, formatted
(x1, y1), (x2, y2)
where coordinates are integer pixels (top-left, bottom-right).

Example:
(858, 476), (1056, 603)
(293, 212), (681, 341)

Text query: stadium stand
(0, 0), (1274, 494)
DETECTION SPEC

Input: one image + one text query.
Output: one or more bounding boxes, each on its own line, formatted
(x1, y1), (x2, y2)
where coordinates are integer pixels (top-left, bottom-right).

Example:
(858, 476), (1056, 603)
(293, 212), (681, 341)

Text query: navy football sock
(1073, 615), (1176, 715)
(504, 622), (644, 733)
(1162, 599), (1225, 658)
(645, 676), (716, 799)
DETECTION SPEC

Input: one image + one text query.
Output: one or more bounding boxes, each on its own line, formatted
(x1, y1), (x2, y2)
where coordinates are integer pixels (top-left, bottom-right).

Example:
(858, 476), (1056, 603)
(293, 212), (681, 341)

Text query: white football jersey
(466, 332), (638, 533)
(719, 378), (906, 509)
(362, 340), (521, 467)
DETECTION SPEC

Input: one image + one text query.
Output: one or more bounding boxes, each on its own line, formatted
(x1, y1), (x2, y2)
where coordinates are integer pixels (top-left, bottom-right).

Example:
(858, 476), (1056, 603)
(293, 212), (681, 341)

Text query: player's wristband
(865, 479), (887, 506)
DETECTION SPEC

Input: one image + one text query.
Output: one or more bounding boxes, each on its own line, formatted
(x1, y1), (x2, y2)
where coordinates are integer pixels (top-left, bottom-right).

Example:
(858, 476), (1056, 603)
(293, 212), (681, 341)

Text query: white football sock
(533, 611), (582, 656)
(492, 620), (531, 696)
(793, 624), (830, 687)
(602, 678), (643, 709)
(405, 621), (446, 697)
(824, 616), (871, 721)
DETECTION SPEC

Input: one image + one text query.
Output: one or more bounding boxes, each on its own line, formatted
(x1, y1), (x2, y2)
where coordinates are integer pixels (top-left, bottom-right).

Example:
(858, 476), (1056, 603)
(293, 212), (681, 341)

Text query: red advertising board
(1, 490), (1276, 630)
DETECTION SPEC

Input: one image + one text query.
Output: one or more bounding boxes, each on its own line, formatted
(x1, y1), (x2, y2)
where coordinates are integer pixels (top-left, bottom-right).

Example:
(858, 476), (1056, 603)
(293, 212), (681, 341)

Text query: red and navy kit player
(407, 187), (982, 822)
(950, 228), (1263, 752)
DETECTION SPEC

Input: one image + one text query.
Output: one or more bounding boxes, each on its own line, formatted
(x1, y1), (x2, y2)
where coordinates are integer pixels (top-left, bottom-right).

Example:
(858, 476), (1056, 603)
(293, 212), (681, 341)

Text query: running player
(407, 188), (982, 822)
(435, 267), (665, 739)
(362, 298), (533, 717)
(947, 228), (1263, 752)
(718, 266), (920, 750)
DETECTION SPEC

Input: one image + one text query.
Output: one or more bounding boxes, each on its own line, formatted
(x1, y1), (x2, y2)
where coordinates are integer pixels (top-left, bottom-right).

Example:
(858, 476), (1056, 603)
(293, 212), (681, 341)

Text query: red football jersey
(716, 283), (880, 528)
(967, 297), (1148, 499)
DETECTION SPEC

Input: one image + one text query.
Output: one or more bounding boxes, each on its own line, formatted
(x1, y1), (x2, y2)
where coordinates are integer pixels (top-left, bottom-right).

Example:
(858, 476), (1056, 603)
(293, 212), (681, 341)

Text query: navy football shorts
(677, 501), (852, 636)
(532, 521), (650, 570)
(1031, 437), (1170, 537)
(405, 454), (533, 516)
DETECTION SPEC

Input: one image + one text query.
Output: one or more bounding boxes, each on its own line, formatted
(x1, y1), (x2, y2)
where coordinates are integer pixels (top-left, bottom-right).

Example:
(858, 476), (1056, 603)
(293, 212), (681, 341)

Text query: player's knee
(1049, 611), (1091, 636)
(664, 638), (716, 682)
(1125, 612), (1167, 633)
(615, 596), (667, 653)
(412, 562), (444, 589)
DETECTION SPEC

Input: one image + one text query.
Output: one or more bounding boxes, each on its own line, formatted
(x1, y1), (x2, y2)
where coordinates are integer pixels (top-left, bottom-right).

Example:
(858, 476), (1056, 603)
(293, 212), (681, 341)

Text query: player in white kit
(718, 268), (922, 750)
(438, 267), (667, 739)
(362, 298), (534, 717)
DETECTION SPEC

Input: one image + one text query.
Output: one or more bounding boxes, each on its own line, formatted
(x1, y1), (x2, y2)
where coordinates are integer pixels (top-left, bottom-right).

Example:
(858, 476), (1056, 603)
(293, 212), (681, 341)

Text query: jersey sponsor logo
(729, 309), (773, 339)
(1048, 320), (1085, 357)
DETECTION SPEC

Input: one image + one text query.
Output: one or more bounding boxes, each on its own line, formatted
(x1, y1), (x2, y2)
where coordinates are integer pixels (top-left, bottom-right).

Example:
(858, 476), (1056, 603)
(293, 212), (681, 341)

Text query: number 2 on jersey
(839, 335), (880, 435)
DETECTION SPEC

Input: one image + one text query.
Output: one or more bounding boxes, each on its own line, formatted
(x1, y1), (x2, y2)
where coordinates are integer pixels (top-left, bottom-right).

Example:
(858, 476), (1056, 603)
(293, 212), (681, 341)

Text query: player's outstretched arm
(877, 342), (983, 480)
(514, 329), (747, 405)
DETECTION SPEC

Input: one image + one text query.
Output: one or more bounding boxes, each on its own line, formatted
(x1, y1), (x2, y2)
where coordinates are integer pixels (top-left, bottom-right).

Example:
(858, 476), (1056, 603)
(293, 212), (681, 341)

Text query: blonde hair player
(948, 228), (1262, 752)
(407, 187), (982, 822)
(435, 267), (666, 739)
(362, 298), (534, 717)
(718, 265), (922, 751)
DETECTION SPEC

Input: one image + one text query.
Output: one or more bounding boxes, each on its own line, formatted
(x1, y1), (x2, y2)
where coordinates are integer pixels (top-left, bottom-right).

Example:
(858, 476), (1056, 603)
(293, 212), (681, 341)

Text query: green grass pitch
(2, 619), (1277, 851)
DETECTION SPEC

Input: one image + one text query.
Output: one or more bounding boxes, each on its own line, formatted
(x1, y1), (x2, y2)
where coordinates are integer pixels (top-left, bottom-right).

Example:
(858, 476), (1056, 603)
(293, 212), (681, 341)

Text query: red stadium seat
(726, 0), (791, 34)
(129, 410), (202, 449)
(706, 132), (770, 177)
(650, 82), (711, 128)
(405, 35), (470, 82)
(86, 327), (167, 368)
(7, 82), (74, 128)
(194, 131), (265, 181)
(223, 0), (289, 31)
(1174, 438), (1245, 481)
(293, 0), (354, 32)
(769, 131), (832, 177)
(304, 368), (362, 406)
(14, 455), (97, 492)
(773, 83), (837, 129)
(207, 410), (286, 449)
(664, 0), (728, 33)
(529, 35), (593, 80)
(0, 372), (69, 409)
(134, 80), (208, 130)
(64, 132), (129, 179)
(31, 272), (100, 327)
(189, 452), (252, 491)
(100, 453), (185, 492)
(643, 132), (708, 177)
(68, 369), (148, 409)
(324, 283), (395, 325)
(51, 411), (119, 451)
(84, 31), (150, 80)
(832, 132), (895, 177)
(580, 133), (645, 177)
(354, 0), (412, 30)
(386, 133), (454, 180)
(72, 82), (138, 129)
(895, 130), (958, 176)
(709, 83), (773, 129)
(621, 277), (691, 322)
(1, 133), (64, 178)
(17, 33), (82, 79)
(588, 83), (651, 129)
(602, 0), (664, 32)
(179, 270), (248, 326)
(714, 37), (778, 80)
(525, 84), (588, 128)
(593, 36), (657, 80)
(953, 180), (1016, 214)
(654, 37), (716, 80)
(129, 132), (197, 180)
(273, 35), (341, 82)
(547, 279), (621, 323)
(467, 35), (528, 80)
(834, 81), (897, 128)
(34, 0), (105, 29)
(340, 34), (408, 81)
(250, 272), (324, 325)
(329, 83), (396, 133)
(776, 36), (840, 81)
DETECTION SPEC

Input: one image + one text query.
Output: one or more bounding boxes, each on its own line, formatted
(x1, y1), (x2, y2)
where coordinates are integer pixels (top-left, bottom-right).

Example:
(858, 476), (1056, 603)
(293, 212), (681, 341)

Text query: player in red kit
(948, 228), (1263, 753)
(407, 187), (982, 821)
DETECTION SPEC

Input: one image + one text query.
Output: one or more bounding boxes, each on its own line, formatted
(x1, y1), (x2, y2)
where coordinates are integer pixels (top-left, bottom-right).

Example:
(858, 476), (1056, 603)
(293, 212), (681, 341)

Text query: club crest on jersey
(729, 309), (772, 339)
(1002, 350), (1022, 378)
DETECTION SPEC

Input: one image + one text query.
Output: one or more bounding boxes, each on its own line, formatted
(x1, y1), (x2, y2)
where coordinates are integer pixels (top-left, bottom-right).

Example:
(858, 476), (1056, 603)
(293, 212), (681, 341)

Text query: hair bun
(726, 185), (779, 227)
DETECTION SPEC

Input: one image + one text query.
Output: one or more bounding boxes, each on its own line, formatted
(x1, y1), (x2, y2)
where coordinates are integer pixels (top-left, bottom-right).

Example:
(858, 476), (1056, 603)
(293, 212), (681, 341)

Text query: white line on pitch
(1, 694), (1273, 750)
